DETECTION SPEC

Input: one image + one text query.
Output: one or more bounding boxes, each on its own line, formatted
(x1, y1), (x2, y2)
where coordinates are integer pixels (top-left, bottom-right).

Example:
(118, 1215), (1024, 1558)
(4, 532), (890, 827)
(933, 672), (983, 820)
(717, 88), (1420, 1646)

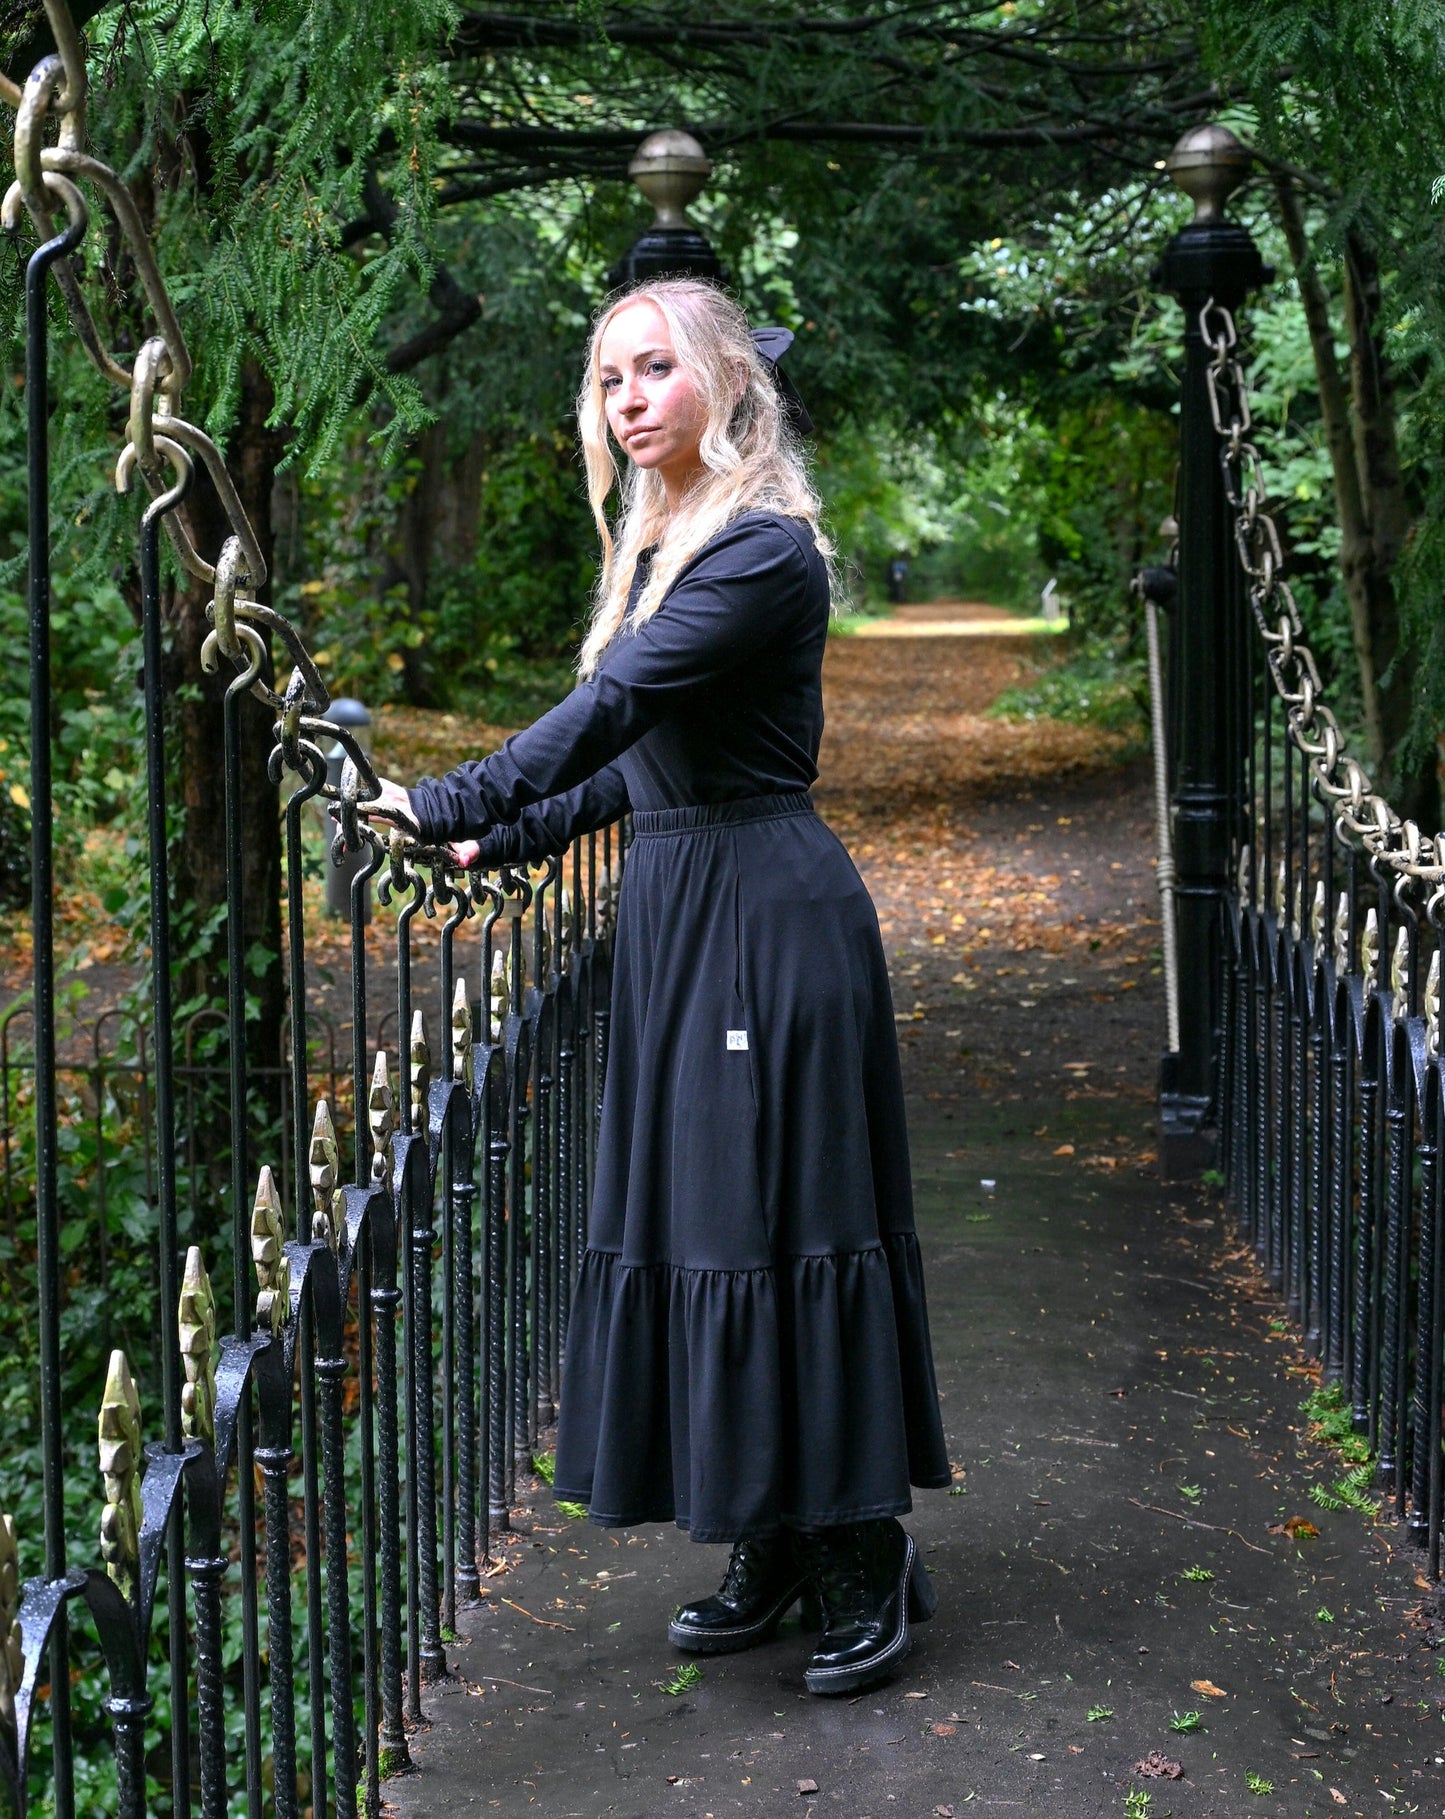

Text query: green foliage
(1086, 1703), (1114, 1722)
(989, 645), (1147, 740)
(658, 1662), (703, 1696)
(1244, 1772), (1274, 1796)
(1300, 1380), (1374, 1465)
(1169, 1710), (1204, 1733)
(81, 0), (459, 467)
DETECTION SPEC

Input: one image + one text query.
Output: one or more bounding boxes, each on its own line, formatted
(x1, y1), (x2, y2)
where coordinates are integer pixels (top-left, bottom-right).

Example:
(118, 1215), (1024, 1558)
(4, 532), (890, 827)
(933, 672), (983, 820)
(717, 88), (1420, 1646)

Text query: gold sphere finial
(1166, 123), (1252, 224)
(628, 129), (711, 230)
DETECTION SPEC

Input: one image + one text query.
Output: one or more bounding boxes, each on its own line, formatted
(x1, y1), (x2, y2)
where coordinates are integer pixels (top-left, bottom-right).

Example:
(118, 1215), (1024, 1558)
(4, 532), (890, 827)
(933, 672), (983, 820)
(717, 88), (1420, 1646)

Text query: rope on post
(1136, 561), (1181, 1054)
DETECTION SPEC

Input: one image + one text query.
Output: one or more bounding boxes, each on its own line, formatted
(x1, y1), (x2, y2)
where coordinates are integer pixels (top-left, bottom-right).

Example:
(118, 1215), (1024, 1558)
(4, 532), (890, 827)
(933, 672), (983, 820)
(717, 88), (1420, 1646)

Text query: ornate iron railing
(1200, 290), (1445, 1576)
(1146, 124), (1445, 1578)
(0, 6), (619, 1815)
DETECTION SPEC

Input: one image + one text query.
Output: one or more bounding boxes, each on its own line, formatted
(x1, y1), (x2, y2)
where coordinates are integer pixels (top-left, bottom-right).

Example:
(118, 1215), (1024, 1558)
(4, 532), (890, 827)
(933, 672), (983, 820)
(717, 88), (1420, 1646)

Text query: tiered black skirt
(553, 793), (951, 1541)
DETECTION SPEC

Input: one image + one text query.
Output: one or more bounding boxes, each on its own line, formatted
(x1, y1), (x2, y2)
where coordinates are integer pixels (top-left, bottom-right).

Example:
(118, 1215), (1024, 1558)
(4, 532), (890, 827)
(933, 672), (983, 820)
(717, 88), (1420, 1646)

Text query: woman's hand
(360, 776), (422, 839)
(447, 839), (482, 869)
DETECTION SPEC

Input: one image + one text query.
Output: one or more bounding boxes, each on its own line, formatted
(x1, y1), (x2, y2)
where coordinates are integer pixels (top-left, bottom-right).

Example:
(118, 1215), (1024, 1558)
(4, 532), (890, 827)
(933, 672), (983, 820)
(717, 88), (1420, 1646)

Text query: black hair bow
(750, 326), (814, 436)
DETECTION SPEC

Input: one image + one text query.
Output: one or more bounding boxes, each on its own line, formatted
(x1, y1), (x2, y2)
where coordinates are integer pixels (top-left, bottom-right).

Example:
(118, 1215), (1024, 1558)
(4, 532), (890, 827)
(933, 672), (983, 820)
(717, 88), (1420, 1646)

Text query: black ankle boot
(668, 1532), (814, 1654)
(801, 1518), (937, 1695)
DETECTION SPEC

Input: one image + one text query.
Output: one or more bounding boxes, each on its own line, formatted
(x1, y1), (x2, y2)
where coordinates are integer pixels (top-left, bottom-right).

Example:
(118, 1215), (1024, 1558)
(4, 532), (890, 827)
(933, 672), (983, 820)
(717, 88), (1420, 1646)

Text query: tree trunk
(393, 421), (487, 705)
(162, 358), (287, 1207)
(1342, 231), (1435, 825)
(1271, 177), (1434, 825)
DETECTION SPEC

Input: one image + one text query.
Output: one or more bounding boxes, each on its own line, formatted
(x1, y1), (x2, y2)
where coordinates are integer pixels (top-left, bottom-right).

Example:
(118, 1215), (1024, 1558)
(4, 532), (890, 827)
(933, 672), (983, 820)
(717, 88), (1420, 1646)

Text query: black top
(407, 511), (830, 864)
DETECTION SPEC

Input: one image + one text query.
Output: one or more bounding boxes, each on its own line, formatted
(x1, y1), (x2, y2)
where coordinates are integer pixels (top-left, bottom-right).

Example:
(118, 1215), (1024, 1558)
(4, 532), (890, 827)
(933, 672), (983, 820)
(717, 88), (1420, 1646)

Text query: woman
(369, 279), (951, 1695)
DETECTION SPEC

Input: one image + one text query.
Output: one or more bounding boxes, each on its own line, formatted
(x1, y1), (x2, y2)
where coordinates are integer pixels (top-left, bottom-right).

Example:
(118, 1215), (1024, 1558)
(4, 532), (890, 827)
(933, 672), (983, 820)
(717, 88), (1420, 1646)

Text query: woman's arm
(471, 765), (630, 867)
(405, 517), (813, 845)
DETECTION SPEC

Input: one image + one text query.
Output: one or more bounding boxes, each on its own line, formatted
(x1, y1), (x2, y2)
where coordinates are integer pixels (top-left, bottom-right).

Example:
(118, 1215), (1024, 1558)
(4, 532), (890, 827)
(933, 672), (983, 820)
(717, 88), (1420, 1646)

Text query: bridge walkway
(391, 615), (1440, 1819)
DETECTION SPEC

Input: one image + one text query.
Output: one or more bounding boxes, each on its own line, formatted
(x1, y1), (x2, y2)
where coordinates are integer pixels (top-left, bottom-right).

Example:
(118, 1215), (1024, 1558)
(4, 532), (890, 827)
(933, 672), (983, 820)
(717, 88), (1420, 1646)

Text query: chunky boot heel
(669, 1533), (810, 1655)
(907, 1554), (937, 1623)
(802, 1520), (924, 1696)
(798, 1586), (825, 1630)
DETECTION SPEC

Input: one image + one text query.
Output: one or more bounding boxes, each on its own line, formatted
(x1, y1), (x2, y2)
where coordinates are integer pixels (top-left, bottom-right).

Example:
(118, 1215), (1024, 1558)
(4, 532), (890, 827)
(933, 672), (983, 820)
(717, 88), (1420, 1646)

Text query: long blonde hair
(576, 279), (830, 679)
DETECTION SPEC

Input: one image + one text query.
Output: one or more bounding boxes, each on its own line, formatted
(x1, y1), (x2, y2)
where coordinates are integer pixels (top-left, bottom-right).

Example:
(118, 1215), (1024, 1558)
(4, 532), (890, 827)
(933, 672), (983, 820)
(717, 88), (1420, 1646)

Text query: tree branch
(351, 169), (482, 374)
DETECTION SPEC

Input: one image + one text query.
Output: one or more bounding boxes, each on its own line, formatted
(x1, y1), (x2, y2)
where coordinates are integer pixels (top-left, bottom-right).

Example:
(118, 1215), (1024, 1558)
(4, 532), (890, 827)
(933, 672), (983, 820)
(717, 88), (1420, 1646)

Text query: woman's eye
(601, 375), (620, 392)
(646, 360), (672, 377)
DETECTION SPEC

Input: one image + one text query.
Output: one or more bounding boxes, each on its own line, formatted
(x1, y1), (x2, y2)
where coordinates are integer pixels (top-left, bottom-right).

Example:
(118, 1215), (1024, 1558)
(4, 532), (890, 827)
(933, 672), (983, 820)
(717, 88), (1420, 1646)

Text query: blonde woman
(368, 279), (950, 1695)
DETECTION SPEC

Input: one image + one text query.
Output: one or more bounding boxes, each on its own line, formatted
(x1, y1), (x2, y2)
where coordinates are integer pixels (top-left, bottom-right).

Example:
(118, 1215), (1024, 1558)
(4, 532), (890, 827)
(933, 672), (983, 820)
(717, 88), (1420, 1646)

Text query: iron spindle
(356, 1234), (382, 1819)
(1354, 1034), (1382, 1438)
(138, 457), (195, 1819)
(297, 1304), (329, 1816)
(486, 1066), (510, 1533)
(19, 178), (85, 1819)
(1410, 1102), (1439, 1544)
(1425, 1069), (1445, 1577)
(257, 1440), (300, 1819)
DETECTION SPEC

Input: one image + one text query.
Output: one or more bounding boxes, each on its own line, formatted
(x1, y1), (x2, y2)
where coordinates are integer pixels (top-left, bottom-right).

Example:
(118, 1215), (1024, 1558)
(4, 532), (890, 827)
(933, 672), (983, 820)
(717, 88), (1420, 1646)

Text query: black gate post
(1155, 124), (1269, 1179)
(609, 129), (724, 288)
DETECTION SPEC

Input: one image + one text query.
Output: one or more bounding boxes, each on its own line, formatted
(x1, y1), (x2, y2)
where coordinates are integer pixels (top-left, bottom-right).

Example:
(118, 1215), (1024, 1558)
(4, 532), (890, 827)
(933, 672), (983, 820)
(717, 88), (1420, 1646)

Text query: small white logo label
(726, 1029), (749, 1051)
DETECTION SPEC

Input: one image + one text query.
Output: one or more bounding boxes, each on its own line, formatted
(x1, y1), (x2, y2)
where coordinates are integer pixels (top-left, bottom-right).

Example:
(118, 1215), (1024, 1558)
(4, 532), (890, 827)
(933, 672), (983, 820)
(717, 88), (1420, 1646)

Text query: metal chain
(1200, 298), (1445, 890)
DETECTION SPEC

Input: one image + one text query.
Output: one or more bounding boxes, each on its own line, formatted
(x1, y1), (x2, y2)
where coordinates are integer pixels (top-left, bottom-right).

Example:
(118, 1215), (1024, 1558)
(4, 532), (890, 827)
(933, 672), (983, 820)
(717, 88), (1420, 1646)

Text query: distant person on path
(366, 278), (950, 1695)
(887, 551), (909, 604)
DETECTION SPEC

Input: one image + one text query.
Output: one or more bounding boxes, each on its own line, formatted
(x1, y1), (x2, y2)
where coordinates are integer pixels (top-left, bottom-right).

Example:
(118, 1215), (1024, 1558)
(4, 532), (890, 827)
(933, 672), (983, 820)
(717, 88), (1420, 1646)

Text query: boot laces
(720, 1537), (763, 1603)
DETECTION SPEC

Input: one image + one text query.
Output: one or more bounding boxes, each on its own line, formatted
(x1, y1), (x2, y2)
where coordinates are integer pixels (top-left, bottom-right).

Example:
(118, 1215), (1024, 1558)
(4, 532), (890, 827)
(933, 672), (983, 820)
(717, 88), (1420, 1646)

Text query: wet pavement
(385, 643), (1445, 1819)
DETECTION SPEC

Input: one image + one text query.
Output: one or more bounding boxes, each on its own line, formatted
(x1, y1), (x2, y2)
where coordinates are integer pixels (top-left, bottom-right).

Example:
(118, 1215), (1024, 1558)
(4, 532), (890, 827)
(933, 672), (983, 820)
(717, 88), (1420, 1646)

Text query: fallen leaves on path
(1134, 1752), (1184, 1779)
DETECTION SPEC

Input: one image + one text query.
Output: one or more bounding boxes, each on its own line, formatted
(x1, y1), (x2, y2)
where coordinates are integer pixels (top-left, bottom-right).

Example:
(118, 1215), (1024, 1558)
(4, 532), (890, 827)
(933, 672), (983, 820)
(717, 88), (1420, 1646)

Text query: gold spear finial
(0, 1510), (21, 1737)
(178, 1246), (217, 1446)
(410, 1011), (431, 1131)
(308, 1098), (343, 1253)
(452, 978), (474, 1094)
(1391, 927), (1410, 1023)
(1333, 891), (1350, 974)
(368, 1050), (396, 1186)
(596, 865), (616, 939)
(251, 1165), (291, 1334)
(489, 948), (507, 1043)
(1361, 907), (1380, 988)
(1310, 880), (1326, 949)
(98, 1350), (142, 1600)
(1427, 951), (1441, 1059)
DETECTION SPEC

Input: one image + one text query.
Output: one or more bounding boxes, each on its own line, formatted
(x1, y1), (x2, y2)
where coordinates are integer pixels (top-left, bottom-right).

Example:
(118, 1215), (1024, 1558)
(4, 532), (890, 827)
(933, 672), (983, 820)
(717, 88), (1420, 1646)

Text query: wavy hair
(575, 279), (830, 679)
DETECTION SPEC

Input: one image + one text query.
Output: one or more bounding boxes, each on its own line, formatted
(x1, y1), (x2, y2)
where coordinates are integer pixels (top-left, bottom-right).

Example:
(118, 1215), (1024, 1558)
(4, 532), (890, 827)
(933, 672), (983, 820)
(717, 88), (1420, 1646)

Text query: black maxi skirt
(553, 792), (951, 1542)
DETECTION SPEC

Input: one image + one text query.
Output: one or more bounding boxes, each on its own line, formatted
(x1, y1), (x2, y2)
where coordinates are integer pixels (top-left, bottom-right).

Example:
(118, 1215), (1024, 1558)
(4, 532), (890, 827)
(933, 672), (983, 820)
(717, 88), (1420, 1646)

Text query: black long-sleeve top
(406, 512), (830, 864)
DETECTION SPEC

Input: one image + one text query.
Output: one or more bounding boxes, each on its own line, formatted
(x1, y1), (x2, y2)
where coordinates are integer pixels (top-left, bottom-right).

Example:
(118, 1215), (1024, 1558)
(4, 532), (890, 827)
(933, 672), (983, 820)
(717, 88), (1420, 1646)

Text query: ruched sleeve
(406, 516), (812, 844)
(473, 765), (630, 867)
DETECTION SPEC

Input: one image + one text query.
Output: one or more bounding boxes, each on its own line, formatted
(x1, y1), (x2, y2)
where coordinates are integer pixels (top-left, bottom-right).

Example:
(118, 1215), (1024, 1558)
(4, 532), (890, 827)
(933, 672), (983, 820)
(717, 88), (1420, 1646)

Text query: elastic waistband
(629, 792), (817, 838)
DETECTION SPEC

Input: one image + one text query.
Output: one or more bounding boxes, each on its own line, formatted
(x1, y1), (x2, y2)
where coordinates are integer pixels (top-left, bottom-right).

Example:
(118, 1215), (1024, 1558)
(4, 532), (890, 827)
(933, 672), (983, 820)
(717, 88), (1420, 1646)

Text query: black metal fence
(0, 9), (623, 1815)
(1148, 130), (1445, 1577)
(1205, 288), (1445, 1575)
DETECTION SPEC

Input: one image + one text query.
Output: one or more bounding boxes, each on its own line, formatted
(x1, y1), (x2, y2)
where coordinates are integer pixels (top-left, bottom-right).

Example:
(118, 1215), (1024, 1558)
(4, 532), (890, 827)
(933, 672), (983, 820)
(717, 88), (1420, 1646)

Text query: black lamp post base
(1158, 1052), (1216, 1182)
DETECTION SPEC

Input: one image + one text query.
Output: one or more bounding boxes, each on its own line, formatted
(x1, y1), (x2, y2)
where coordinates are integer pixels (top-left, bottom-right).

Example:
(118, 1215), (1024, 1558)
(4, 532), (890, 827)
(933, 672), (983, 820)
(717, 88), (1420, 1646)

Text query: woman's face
(598, 300), (708, 501)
